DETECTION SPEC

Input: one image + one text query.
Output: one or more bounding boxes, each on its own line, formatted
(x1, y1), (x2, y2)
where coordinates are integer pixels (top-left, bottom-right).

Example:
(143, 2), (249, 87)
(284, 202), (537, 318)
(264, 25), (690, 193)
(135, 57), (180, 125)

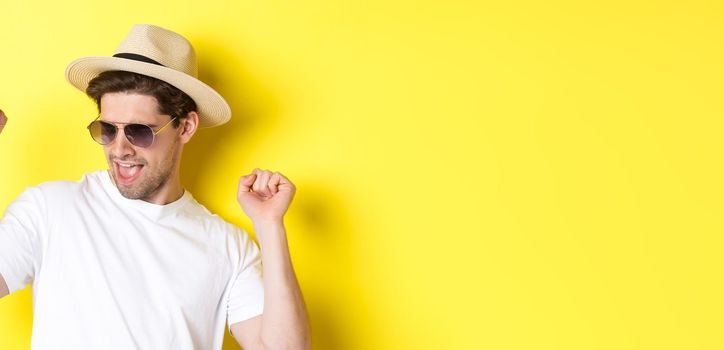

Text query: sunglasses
(87, 116), (178, 148)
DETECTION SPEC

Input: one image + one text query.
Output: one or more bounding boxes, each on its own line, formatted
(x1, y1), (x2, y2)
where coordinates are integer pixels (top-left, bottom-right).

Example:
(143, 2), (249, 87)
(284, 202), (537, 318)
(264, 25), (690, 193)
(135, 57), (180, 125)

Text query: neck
(142, 175), (184, 205)
(144, 154), (185, 205)
(106, 164), (184, 206)
(137, 142), (185, 205)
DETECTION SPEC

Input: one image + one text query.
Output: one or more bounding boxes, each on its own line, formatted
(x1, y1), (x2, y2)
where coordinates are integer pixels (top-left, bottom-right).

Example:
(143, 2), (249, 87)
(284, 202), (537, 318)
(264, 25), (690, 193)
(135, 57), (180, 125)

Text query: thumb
(238, 173), (257, 193)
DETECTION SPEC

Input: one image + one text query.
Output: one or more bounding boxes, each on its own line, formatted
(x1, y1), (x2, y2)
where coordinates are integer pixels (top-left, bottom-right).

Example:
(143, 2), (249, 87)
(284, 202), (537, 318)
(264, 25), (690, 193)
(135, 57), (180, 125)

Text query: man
(0, 24), (310, 350)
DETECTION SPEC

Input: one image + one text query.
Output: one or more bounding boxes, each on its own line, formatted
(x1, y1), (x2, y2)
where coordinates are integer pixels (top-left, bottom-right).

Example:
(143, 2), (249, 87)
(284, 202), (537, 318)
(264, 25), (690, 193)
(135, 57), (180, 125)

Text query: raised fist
(237, 168), (296, 224)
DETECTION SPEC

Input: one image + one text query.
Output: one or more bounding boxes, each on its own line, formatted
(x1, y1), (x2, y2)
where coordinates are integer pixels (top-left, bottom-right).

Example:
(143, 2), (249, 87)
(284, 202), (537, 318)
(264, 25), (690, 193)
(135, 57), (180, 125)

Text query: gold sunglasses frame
(87, 116), (178, 148)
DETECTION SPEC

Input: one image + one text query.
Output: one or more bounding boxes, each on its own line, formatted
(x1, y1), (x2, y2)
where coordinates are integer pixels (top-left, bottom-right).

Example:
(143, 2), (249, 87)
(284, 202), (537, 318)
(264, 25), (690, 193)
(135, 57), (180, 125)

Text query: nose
(107, 127), (136, 159)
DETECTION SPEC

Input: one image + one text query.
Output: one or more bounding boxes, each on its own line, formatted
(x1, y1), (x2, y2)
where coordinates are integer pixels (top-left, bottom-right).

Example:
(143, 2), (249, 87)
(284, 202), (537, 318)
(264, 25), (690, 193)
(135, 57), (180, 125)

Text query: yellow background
(1, 1), (722, 349)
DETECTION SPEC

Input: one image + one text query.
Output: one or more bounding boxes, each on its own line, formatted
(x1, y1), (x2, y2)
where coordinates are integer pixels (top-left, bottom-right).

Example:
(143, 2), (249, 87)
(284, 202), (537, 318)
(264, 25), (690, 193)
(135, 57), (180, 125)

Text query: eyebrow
(98, 116), (166, 128)
(101, 120), (158, 127)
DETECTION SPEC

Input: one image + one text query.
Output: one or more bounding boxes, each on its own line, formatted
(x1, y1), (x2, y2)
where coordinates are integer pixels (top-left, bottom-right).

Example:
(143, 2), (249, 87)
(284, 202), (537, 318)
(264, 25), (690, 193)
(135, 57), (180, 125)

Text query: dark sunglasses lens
(125, 124), (154, 148)
(88, 120), (117, 145)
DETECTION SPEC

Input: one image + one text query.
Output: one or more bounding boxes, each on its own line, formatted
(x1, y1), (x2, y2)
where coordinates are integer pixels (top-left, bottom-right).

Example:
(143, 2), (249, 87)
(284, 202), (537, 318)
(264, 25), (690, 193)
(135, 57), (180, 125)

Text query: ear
(179, 111), (199, 144)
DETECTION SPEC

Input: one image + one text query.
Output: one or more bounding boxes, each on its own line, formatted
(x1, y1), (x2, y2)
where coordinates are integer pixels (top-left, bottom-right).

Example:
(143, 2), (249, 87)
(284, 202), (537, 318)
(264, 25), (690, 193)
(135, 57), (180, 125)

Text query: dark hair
(85, 70), (197, 128)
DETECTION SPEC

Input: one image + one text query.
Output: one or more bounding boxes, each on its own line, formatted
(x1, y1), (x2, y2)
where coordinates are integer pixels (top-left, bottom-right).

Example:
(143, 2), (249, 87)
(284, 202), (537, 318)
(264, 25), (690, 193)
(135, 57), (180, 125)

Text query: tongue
(119, 165), (140, 179)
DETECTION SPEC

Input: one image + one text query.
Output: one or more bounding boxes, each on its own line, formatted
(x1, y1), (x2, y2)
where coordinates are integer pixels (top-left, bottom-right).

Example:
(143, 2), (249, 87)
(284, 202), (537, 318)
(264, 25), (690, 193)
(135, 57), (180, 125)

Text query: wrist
(253, 219), (288, 249)
(252, 218), (285, 231)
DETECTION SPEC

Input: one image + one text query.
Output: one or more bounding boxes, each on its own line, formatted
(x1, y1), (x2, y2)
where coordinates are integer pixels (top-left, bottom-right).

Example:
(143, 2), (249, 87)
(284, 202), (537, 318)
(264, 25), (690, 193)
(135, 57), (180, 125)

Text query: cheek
(143, 147), (174, 169)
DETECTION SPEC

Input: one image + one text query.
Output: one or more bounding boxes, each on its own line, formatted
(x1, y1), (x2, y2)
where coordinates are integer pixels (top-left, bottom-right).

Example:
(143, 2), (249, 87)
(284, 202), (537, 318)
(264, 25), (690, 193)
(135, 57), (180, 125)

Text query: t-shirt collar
(99, 170), (191, 218)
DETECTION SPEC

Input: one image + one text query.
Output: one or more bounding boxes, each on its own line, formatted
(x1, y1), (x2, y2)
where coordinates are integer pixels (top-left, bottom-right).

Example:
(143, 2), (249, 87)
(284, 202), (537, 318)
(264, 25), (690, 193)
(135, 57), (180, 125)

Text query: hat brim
(65, 57), (231, 128)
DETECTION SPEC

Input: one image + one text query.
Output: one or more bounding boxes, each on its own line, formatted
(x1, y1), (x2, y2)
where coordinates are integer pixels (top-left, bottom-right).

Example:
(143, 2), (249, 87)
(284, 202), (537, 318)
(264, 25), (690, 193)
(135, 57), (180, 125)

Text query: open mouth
(114, 162), (144, 184)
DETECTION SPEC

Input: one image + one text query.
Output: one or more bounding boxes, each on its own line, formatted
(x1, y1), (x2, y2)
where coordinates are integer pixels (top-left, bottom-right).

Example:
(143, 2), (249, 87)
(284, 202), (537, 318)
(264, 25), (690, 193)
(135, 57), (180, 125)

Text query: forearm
(255, 220), (310, 350)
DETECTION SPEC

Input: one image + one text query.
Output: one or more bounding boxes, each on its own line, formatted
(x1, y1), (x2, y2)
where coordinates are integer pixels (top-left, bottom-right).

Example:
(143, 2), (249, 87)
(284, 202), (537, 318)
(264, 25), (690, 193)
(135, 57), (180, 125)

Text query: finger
(256, 170), (273, 197)
(251, 169), (263, 193)
(238, 173), (257, 193)
(250, 168), (262, 192)
(268, 172), (281, 195)
(252, 169), (272, 196)
(277, 172), (295, 191)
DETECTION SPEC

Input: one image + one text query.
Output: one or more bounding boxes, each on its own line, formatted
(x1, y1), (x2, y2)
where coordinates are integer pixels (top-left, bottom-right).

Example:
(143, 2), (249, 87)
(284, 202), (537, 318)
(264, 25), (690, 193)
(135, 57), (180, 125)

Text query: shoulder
(7, 171), (110, 212)
(173, 198), (257, 261)
(32, 171), (103, 198)
(177, 195), (249, 238)
(34, 180), (79, 194)
(4, 173), (97, 217)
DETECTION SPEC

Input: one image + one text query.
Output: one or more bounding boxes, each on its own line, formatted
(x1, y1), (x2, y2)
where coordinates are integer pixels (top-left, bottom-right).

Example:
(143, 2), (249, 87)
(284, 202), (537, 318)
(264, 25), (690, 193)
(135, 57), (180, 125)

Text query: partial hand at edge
(0, 109), (6, 135)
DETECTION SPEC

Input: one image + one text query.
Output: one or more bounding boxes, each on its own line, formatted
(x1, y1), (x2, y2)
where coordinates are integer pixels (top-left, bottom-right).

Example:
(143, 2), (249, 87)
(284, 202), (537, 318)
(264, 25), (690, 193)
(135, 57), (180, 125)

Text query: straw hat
(65, 24), (231, 128)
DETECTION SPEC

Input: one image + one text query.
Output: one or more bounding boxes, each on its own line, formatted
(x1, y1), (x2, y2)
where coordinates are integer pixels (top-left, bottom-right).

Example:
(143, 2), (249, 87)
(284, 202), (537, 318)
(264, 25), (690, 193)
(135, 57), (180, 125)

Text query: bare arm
(231, 221), (309, 350)
(230, 170), (311, 350)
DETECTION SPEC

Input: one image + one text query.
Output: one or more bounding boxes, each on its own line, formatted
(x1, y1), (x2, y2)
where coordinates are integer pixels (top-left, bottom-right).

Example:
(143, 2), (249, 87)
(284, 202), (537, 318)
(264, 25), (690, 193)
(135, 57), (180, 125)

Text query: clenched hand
(237, 168), (296, 224)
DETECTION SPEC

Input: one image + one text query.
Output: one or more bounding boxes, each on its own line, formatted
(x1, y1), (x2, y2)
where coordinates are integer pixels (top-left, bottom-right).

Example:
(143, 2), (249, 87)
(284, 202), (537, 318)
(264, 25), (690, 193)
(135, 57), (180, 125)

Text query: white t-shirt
(0, 171), (264, 349)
